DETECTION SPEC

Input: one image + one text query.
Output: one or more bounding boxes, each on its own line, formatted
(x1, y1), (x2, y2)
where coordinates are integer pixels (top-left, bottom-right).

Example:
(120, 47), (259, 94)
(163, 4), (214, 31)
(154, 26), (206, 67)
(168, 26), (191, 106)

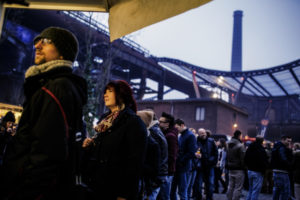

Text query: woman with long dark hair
(82, 80), (147, 200)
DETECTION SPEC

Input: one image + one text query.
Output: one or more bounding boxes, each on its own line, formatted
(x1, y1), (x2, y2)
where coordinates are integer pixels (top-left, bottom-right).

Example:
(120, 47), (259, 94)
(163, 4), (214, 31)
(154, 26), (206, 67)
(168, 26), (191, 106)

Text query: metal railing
(63, 11), (150, 57)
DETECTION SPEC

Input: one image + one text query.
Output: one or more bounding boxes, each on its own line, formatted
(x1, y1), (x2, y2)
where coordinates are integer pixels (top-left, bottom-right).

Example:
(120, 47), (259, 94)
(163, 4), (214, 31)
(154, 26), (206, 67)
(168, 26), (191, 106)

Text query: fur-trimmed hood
(25, 60), (72, 79)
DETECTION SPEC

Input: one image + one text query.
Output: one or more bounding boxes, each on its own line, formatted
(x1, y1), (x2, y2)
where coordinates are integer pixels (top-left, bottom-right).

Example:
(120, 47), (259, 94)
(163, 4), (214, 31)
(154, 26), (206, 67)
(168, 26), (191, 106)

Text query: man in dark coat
(137, 109), (168, 200)
(0, 27), (87, 199)
(271, 135), (293, 200)
(170, 119), (197, 200)
(193, 128), (218, 200)
(294, 143), (300, 200)
(244, 136), (269, 200)
(226, 130), (246, 200)
(158, 112), (178, 200)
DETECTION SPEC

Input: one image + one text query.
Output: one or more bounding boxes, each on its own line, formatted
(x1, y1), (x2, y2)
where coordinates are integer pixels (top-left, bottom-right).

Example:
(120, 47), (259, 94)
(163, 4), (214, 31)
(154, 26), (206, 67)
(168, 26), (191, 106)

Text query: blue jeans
(194, 167), (215, 200)
(246, 170), (264, 200)
(272, 172), (290, 200)
(187, 170), (197, 199)
(170, 171), (189, 200)
(148, 187), (160, 200)
(158, 175), (174, 200)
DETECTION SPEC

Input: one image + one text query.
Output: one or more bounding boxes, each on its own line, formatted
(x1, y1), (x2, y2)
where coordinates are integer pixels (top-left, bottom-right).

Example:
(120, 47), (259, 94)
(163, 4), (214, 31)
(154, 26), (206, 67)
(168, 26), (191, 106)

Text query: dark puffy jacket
(294, 150), (300, 184)
(0, 67), (87, 199)
(149, 122), (168, 176)
(245, 141), (269, 173)
(197, 137), (218, 169)
(143, 132), (161, 178)
(271, 141), (293, 171)
(226, 138), (246, 170)
(176, 129), (197, 172)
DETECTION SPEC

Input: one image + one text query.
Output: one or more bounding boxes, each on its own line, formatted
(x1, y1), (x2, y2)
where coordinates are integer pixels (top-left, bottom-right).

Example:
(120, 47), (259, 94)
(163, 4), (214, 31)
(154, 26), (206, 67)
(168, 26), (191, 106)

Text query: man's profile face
(174, 124), (184, 133)
(34, 38), (61, 65)
(282, 138), (292, 147)
(198, 128), (207, 140)
(159, 117), (169, 131)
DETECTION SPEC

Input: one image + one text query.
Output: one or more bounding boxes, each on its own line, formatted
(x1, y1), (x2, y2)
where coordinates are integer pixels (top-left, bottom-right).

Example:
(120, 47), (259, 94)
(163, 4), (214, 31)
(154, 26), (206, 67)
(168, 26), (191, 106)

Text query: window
(196, 107), (205, 121)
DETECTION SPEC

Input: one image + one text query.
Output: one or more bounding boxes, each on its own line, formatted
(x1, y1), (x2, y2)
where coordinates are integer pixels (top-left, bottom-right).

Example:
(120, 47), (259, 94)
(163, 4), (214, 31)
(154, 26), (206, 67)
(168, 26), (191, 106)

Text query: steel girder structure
(155, 57), (300, 100)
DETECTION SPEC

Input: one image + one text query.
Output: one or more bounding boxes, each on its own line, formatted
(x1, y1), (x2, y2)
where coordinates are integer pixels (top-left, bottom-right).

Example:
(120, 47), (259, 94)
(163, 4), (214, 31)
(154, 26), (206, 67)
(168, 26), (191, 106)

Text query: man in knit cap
(0, 27), (87, 199)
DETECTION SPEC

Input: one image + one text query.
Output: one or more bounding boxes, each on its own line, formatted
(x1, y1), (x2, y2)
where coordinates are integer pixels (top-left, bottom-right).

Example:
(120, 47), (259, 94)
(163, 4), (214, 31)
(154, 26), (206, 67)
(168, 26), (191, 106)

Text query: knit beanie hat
(2, 111), (15, 123)
(34, 27), (79, 62)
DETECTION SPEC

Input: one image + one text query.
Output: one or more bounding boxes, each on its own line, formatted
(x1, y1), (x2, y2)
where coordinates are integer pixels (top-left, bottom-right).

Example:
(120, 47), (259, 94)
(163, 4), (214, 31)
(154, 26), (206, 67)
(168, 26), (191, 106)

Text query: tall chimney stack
(231, 10), (243, 72)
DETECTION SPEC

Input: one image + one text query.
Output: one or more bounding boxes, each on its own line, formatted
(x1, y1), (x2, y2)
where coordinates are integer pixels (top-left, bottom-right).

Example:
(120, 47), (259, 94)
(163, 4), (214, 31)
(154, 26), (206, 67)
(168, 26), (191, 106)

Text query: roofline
(137, 98), (249, 116)
(154, 57), (300, 77)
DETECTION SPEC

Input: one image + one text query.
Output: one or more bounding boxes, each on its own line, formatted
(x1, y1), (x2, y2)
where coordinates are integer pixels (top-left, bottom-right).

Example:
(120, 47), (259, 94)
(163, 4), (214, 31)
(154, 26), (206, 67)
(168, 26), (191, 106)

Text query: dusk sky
(129, 0), (300, 72)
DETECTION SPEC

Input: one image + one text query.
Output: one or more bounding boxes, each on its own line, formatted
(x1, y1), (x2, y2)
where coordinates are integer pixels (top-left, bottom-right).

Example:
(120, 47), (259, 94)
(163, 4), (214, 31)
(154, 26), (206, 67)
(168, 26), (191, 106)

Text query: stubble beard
(35, 55), (47, 65)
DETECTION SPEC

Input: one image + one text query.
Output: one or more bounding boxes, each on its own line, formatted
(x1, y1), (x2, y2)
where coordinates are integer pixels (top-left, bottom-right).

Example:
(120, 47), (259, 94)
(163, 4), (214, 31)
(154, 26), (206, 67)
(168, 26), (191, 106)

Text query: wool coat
(83, 107), (148, 200)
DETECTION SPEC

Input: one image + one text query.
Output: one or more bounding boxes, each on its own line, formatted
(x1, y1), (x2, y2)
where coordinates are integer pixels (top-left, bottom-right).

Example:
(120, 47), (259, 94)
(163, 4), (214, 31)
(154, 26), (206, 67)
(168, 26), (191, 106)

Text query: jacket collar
(25, 60), (72, 79)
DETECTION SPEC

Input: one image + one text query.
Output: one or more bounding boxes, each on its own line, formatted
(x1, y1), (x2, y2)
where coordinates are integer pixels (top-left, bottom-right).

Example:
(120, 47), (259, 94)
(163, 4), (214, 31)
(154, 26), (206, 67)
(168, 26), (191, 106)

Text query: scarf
(95, 104), (125, 133)
(25, 60), (72, 78)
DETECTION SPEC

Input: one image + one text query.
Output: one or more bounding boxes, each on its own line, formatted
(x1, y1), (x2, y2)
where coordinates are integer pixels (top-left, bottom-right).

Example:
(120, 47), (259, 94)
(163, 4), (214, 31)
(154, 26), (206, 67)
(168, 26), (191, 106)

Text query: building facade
(137, 98), (248, 137)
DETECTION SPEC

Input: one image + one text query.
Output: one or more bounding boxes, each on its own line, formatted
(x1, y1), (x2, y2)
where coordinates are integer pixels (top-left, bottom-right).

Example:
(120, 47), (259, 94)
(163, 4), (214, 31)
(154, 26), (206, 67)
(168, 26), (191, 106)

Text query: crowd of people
(0, 26), (300, 200)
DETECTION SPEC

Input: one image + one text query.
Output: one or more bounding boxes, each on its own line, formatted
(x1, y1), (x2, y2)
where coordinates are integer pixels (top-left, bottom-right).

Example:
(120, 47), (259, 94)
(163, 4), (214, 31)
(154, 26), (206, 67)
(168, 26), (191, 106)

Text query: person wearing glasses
(0, 27), (87, 199)
(157, 112), (178, 200)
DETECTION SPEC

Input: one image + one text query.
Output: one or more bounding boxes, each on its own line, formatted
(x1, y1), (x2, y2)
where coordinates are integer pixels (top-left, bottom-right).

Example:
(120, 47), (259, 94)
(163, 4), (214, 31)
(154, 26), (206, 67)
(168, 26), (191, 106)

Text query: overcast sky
(129, 0), (300, 72)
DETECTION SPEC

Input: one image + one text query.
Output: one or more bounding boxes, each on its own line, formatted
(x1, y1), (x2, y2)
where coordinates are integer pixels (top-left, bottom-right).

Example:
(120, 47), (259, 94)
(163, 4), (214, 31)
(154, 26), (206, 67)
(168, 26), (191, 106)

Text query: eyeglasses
(159, 120), (168, 124)
(34, 38), (52, 46)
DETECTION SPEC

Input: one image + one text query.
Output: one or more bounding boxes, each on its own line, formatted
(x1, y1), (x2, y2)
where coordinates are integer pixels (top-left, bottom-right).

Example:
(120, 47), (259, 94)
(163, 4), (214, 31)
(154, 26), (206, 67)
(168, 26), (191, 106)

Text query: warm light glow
(233, 123), (238, 128)
(212, 93), (218, 98)
(217, 76), (224, 84)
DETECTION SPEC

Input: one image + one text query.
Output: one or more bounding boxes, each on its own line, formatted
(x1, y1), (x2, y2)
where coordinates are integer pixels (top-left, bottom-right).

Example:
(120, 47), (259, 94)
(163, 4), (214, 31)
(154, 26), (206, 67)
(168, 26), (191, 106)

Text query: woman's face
(104, 86), (117, 110)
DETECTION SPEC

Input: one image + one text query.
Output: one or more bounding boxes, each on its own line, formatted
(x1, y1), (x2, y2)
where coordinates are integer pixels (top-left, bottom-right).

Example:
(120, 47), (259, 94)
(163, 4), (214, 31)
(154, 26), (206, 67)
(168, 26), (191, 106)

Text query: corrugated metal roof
(155, 57), (300, 97)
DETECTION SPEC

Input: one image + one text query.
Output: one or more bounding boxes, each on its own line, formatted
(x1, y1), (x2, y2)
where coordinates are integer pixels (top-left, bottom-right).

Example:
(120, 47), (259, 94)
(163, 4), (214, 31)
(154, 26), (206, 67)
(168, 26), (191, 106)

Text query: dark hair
(219, 138), (227, 148)
(281, 135), (292, 140)
(2, 111), (15, 124)
(175, 118), (185, 126)
(255, 136), (264, 144)
(233, 130), (242, 139)
(105, 80), (137, 113)
(206, 129), (212, 137)
(161, 112), (174, 127)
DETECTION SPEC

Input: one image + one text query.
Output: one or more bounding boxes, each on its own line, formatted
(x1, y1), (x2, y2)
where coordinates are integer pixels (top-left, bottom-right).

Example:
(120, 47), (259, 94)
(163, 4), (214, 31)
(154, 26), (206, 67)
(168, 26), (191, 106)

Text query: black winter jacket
(197, 137), (218, 169)
(244, 141), (269, 173)
(149, 122), (168, 176)
(271, 141), (293, 171)
(294, 150), (300, 184)
(0, 67), (87, 199)
(83, 107), (147, 200)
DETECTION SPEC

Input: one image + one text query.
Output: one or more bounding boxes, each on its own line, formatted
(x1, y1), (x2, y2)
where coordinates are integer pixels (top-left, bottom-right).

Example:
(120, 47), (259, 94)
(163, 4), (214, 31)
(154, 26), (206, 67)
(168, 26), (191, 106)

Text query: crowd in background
(1, 96), (300, 200)
(0, 26), (300, 200)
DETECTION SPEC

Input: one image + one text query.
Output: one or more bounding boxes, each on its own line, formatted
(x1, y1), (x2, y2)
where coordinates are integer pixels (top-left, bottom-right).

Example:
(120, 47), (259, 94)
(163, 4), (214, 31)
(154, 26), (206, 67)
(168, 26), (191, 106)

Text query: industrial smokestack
(231, 10), (243, 72)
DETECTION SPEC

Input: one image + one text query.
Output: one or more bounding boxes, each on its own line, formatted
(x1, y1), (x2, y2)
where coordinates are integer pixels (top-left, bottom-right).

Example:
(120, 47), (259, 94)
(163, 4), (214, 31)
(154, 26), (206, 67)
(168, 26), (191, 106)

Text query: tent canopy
(1, 0), (212, 41)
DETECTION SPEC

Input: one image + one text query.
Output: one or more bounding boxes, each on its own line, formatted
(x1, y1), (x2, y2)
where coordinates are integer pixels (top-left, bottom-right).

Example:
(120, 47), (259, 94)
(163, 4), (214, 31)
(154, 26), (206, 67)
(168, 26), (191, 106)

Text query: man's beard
(35, 57), (47, 65)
